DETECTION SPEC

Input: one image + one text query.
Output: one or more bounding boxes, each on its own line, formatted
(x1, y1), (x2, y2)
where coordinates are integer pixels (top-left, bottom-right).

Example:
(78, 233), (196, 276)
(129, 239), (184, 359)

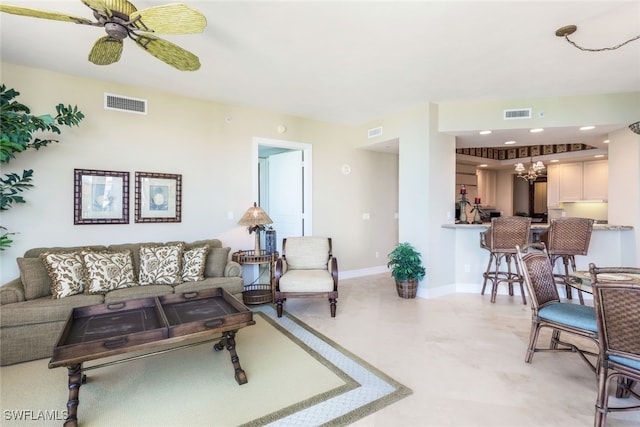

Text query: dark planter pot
(395, 279), (418, 299)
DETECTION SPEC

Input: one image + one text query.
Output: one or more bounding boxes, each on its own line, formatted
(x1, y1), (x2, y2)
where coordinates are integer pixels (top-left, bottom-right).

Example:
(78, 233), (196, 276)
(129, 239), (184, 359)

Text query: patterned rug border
(242, 306), (412, 426)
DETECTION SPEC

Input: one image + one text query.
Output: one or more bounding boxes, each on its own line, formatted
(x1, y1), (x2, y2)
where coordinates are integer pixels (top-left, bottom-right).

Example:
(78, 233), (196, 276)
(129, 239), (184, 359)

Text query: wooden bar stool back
(480, 216), (531, 304)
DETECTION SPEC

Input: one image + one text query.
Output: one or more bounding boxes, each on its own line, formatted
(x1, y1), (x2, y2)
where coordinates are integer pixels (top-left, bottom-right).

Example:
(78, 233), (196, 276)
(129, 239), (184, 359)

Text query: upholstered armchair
(274, 237), (338, 318)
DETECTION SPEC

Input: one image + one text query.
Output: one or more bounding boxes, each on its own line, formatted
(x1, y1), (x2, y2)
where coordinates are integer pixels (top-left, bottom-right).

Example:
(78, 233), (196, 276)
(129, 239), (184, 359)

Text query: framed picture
(518, 147), (529, 158)
(507, 149), (516, 159)
(543, 145), (554, 155)
(530, 145), (540, 156)
(74, 169), (129, 225)
(135, 172), (182, 223)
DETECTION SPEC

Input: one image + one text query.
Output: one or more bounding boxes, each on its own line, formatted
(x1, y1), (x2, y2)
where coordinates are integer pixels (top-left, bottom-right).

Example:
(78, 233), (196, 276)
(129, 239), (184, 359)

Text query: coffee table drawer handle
(183, 292), (198, 299)
(204, 319), (224, 328)
(103, 338), (128, 349)
(107, 302), (126, 310)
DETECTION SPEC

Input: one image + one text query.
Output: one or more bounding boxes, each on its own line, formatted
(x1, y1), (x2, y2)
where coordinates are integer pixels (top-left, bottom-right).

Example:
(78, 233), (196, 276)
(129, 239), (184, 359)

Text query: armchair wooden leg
(275, 299), (284, 318)
(329, 298), (337, 317)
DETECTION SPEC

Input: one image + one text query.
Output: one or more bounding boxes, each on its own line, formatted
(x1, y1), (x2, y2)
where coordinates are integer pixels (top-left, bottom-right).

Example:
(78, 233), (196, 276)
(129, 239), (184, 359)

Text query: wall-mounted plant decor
(135, 171), (182, 223)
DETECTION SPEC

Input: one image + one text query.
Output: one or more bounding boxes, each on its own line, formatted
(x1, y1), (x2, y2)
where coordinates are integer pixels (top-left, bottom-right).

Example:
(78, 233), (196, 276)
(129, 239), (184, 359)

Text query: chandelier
(515, 158), (545, 183)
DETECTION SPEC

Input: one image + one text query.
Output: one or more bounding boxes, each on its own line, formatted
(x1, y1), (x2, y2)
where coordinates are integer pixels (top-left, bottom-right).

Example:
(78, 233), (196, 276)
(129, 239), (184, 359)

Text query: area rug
(0, 305), (411, 426)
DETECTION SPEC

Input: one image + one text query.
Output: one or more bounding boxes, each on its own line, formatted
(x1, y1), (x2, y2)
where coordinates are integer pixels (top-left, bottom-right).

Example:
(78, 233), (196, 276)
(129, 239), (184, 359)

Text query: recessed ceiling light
(530, 128), (544, 133)
(478, 164), (488, 168)
(580, 126), (595, 131)
(594, 154), (605, 158)
(603, 139), (610, 144)
(550, 159), (559, 163)
(504, 140), (517, 145)
(479, 130), (492, 135)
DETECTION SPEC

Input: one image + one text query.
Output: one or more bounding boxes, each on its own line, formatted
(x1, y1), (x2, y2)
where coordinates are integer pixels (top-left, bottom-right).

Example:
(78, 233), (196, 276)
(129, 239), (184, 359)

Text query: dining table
(567, 271), (640, 294)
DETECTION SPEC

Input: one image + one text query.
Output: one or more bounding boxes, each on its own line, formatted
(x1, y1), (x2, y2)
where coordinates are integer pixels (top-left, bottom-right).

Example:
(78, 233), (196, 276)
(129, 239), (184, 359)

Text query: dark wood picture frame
(74, 169), (129, 225)
(135, 171), (182, 223)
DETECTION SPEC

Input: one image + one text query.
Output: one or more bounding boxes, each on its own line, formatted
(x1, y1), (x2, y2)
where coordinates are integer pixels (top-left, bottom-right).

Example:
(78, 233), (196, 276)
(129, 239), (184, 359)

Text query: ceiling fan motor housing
(105, 22), (128, 40)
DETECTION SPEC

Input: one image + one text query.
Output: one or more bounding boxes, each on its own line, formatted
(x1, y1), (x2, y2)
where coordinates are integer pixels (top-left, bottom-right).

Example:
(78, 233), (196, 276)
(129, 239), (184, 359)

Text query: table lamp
(238, 202), (273, 254)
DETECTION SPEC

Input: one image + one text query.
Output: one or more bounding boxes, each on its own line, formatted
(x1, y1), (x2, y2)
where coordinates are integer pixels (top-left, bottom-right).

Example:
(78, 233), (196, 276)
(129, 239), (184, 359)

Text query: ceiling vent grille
(368, 126), (383, 138)
(503, 108), (531, 120)
(104, 93), (147, 115)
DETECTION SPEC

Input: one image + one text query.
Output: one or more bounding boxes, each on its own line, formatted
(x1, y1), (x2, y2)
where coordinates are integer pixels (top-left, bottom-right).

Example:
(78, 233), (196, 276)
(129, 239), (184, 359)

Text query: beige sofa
(0, 239), (244, 366)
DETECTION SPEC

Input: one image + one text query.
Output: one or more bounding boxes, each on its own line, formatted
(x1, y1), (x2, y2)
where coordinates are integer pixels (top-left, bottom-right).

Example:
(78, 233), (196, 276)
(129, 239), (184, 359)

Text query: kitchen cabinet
(477, 169), (497, 207)
(559, 162), (583, 201)
(547, 164), (560, 208)
(554, 160), (608, 202)
(582, 160), (608, 200)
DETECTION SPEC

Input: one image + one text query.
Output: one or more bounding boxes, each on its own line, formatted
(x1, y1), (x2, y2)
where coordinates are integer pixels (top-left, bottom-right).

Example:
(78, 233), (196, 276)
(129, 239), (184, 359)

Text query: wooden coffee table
(48, 288), (255, 427)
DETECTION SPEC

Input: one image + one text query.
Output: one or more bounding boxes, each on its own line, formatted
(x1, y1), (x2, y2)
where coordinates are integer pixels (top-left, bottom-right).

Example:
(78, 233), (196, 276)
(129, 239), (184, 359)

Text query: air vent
(368, 126), (383, 138)
(503, 108), (531, 120)
(104, 93), (147, 115)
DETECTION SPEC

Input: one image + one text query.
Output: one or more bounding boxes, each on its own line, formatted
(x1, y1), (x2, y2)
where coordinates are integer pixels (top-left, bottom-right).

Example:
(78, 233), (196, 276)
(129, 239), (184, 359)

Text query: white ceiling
(1, 1), (639, 156)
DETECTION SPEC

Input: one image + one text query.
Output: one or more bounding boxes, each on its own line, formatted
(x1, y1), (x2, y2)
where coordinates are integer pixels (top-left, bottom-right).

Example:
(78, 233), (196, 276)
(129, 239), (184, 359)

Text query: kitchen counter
(442, 222), (635, 298)
(442, 223), (633, 231)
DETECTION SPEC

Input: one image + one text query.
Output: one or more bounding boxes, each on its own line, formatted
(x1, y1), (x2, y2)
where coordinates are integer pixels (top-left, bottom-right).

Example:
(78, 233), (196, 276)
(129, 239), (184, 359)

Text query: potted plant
(387, 242), (426, 299)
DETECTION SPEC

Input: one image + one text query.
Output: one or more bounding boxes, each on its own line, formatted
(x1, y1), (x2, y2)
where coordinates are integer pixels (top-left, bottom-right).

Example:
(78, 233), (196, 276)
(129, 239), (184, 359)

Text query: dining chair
(274, 236), (338, 317)
(540, 217), (594, 304)
(480, 216), (531, 304)
(589, 263), (640, 427)
(515, 243), (598, 371)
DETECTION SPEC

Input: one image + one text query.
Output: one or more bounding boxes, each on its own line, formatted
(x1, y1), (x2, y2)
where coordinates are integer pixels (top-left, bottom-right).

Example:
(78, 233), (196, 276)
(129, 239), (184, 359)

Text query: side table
(232, 250), (278, 305)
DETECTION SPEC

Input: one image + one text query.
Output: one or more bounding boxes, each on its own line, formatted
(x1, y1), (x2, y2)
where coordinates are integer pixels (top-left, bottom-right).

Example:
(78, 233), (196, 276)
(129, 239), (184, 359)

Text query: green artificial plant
(0, 84), (85, 250)
(387, 242), (426, 282)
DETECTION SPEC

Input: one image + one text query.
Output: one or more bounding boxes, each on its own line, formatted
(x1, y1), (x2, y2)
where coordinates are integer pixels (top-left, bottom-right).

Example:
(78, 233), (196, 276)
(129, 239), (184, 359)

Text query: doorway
(253, 137), (312, 254)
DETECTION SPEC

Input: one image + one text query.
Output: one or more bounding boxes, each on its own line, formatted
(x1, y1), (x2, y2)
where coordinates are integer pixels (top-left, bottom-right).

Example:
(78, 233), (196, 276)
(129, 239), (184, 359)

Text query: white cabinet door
(477, 169), (497, 207)
(559, 163), (583, 201)
(583, 160), (608, 200)
(546, 164), (560, 208)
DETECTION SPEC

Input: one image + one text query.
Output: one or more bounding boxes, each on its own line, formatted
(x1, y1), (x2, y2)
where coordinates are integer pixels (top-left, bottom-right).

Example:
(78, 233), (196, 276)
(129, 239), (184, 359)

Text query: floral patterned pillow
(40, 252), (87, 299)
(182, 245), (210, 282)
(83, 250), (137, 294)
(139, 243), (184, 286)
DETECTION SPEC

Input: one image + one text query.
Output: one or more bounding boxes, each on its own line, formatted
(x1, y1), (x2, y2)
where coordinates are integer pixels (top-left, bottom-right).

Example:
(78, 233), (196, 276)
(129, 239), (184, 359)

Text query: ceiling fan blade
(130, 3), (207, 34)
(0, 4), (93, 25)
(81, 0), (136, 18)
(88, 36), (123, 65)
(134, 34), (200, 71)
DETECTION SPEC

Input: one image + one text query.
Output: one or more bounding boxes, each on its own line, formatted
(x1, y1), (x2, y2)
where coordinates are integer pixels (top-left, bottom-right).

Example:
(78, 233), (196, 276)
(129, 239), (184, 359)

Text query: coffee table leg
(64, 363), (83, 426)
(214, 330), (248, 385)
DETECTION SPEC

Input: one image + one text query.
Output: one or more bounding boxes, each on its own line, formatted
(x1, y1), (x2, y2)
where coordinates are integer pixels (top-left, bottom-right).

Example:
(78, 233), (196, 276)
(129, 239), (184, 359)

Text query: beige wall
(2, 62), (638, 289)
(0, 63), (399, 281)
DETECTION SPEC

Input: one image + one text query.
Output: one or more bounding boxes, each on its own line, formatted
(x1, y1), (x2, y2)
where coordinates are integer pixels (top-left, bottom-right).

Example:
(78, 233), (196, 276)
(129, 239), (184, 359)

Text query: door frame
(252, 137), (313, 236)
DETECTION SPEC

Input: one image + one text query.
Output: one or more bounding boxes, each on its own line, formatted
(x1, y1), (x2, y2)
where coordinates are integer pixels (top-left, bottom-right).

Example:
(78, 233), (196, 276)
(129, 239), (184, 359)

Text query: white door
(268, 150), (304, 253)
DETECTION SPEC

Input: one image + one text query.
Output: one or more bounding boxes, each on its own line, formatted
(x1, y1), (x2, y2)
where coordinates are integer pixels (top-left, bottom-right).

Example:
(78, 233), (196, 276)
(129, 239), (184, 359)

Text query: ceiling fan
(0, 0), (207, 71)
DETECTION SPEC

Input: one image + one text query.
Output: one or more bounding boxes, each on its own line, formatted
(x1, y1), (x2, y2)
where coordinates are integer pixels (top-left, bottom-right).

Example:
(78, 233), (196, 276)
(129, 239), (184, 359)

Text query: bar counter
(441, 222), (635, 297)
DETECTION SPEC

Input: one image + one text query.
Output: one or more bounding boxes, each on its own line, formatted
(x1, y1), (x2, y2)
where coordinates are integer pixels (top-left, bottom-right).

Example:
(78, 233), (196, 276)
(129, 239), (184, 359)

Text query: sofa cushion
(17, 257), (52, 300)
(40, 252), (87, 298)
(139, 243), (185, 286)
(204, 247), (231, 278)
(107, 242), (162, 277)
(104, 285), (174, 304)
(181, 245), (210, 282)
(0, 294), (105, 327)
(173, 276), (244, 296)
(83, 250), (137, 294)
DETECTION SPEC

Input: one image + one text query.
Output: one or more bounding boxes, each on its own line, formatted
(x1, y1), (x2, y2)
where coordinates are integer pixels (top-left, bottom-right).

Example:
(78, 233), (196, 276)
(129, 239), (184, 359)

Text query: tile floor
(277, 273), (640, 426)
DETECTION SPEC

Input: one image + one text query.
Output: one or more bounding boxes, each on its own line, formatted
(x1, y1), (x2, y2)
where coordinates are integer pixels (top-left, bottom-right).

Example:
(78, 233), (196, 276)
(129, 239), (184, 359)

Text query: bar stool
(480, 216), (531, 304)
(539, 217), (594, 304)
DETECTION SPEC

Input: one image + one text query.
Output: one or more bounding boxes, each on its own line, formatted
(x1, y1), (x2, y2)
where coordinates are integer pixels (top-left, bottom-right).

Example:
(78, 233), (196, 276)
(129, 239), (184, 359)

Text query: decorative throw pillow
(139, 243), (184, 286)
(204, 247), (231, 277)
(83, 250), (137, 294)
(181, 245), (210, 282)
(40, 252), (86, 299)
(17, 257), (52, 300)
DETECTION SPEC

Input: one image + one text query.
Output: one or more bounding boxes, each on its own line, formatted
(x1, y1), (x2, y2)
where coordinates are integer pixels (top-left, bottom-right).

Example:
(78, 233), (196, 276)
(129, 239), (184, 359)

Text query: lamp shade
(238, 202), (273, 230)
